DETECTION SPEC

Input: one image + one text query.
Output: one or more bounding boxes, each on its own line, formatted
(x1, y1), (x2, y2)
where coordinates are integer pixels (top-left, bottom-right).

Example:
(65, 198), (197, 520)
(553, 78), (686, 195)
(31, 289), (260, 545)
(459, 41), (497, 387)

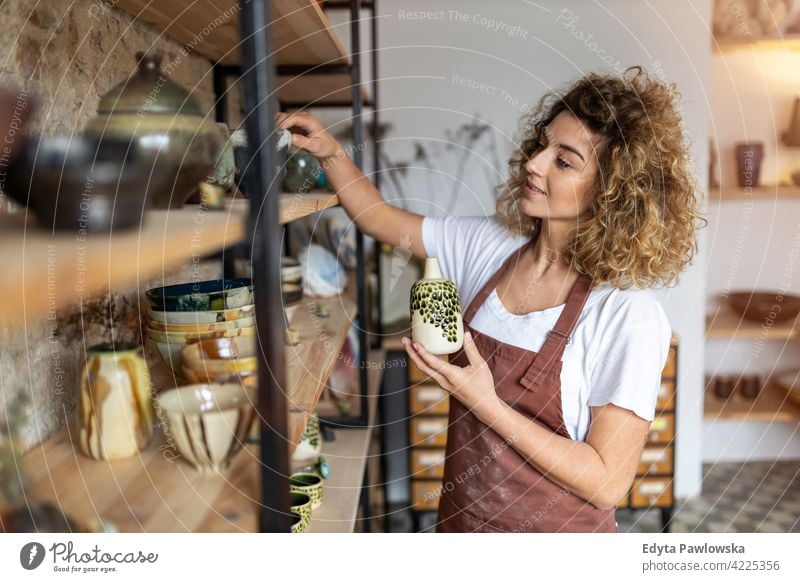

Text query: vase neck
(423, 258), (443, 280)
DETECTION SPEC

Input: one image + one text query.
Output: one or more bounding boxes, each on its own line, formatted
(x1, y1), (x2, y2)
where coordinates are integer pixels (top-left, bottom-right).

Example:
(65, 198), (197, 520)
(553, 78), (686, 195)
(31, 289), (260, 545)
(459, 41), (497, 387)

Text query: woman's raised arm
(277, 112), (428, 260)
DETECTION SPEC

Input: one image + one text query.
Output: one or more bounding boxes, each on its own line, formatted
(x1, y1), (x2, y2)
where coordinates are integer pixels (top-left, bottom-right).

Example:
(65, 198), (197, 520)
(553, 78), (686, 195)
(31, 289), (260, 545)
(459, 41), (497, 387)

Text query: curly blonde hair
(496, 67), (705, 289)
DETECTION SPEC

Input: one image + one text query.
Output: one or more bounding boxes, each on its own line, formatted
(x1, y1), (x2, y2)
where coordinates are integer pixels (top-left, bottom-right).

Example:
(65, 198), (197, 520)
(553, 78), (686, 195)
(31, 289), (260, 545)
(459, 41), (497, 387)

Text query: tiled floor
(617, 460), (800, 533)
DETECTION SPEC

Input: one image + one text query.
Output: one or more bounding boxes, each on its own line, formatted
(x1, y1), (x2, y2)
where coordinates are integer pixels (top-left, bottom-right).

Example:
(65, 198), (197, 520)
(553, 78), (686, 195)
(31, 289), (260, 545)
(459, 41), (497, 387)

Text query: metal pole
(370, 0), (383, 350)
(239, 0), (291, 533)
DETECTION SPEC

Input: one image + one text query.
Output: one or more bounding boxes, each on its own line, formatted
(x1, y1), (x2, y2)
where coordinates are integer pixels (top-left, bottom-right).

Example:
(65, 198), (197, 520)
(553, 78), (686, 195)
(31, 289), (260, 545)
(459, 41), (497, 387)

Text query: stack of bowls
(282, 257), (303, 324)
(145, 278), (255, 377)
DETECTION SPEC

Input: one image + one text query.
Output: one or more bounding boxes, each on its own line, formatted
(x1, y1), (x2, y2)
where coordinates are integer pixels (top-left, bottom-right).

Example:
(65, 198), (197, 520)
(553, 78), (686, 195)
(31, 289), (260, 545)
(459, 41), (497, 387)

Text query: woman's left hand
(402, 331), (501, 421)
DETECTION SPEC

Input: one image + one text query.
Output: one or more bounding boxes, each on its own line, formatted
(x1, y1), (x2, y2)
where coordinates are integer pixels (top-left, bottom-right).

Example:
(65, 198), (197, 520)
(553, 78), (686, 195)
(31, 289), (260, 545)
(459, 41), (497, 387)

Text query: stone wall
(0, 0), (224, 450)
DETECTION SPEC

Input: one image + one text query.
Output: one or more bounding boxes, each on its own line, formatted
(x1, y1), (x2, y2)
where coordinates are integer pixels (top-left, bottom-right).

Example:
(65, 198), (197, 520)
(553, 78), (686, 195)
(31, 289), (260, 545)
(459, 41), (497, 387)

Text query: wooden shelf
(708, 185), (800, 200)
(113, 0), (370, 106)
(279, 191), (339, 223)
(0, 195), (339, 324)
(706, 309), (800, 340)
(0, 200), (247, 324)
(704, 384), (800, 422)
(21, 349), (383, 532)
(284, 290), (357, 451)
(713, 34), (800, 52)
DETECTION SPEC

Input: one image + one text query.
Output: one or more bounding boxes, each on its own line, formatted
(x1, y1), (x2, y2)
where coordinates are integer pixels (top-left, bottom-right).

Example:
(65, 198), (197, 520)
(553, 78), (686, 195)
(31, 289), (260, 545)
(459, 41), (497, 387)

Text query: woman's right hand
(276, 111), (342, 160)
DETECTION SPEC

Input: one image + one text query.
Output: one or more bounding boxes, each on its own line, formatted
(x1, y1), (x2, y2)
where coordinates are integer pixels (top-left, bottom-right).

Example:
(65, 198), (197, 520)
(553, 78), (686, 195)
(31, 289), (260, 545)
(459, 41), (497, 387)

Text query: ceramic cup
(739, 374), (762, 399)
(713, 374), (735, 399)
(290, 472), (324, 509)
(290, 491), (312, 530)
(79, 343), (154, 461)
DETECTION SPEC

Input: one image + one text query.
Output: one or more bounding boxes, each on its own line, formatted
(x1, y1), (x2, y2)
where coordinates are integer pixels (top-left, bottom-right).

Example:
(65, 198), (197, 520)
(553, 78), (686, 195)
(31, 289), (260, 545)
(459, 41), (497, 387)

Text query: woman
(278, 67), (703, 532)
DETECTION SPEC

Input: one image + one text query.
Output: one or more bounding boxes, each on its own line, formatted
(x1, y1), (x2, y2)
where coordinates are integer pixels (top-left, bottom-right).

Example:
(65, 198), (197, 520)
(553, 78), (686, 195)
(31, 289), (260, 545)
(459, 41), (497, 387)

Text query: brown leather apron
(435, 237), (617, 533)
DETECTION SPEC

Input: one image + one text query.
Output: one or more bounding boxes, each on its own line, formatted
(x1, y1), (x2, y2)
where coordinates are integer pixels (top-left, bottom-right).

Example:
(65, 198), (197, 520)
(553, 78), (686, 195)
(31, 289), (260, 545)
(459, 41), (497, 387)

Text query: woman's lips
(524, 182), (547, 197)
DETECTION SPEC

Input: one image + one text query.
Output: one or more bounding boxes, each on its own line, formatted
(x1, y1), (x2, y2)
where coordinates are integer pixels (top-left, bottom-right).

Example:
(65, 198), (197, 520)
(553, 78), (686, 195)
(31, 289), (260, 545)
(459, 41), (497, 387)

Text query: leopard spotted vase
(410, 257), (464, 355)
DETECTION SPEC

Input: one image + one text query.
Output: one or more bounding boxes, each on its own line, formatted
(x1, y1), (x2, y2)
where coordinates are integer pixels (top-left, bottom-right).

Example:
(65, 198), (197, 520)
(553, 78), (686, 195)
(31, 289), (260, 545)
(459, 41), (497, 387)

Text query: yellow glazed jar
(79, 343), (154, 460)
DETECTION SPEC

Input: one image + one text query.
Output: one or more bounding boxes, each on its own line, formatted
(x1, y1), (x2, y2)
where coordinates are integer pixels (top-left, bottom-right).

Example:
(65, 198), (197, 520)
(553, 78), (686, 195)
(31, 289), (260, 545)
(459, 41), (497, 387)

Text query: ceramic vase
(292, 412), (321, 462)
(410, 258), (464, 355)
(282, 149), (321, 193)
(79, 344), (154, 461)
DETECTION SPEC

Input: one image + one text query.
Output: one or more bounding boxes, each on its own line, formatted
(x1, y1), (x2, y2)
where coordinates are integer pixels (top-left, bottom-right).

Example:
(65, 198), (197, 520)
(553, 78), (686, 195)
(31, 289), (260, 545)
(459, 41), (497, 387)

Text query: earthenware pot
(79, 343), (154, 460)
(84, 52), (222, 209)
(4, 135), (156, 231)
(410, 257), (464, 355)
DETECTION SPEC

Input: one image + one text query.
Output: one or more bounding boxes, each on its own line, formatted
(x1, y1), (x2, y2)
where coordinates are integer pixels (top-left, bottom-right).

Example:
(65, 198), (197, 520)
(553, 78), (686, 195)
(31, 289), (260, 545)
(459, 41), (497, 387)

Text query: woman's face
(520, 111), (600, 222)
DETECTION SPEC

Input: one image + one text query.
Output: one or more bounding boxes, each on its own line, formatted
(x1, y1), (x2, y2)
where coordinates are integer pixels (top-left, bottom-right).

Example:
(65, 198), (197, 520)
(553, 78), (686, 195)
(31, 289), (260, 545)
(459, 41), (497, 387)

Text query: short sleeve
(587, 312), (671, 422)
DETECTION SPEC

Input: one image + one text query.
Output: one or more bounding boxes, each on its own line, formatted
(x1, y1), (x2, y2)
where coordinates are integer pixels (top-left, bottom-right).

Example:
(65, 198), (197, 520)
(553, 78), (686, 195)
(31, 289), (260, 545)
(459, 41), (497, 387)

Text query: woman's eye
(557, 157), (571, 169)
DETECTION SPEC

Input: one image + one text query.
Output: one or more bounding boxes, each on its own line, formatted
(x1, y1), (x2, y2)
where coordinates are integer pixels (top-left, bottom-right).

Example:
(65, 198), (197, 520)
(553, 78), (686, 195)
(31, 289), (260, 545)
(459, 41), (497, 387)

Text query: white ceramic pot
(410, 258), (464, 355)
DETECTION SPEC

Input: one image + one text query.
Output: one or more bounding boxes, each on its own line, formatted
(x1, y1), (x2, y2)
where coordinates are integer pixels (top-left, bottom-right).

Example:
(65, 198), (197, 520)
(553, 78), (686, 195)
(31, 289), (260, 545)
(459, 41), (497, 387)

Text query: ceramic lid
(96, 52), (203, 116)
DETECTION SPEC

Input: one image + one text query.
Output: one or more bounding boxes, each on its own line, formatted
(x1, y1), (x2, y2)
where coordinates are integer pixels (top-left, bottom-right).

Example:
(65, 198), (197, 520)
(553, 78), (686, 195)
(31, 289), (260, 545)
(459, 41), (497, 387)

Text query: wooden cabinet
(618, 336), (678, 531)
(408, 358), (450, 514)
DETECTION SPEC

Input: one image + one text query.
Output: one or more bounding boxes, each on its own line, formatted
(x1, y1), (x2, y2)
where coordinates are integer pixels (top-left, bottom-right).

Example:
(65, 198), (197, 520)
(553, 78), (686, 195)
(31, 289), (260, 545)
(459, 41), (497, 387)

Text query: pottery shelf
(704, 384), (800, 422)
(712, 34), (800, 52)
(706, 310), (799, 340)
(0, 195), (338, 323)
(708, 185), (800, 200)
(113, 0), (371, 105)
(21, 349), (383, 533)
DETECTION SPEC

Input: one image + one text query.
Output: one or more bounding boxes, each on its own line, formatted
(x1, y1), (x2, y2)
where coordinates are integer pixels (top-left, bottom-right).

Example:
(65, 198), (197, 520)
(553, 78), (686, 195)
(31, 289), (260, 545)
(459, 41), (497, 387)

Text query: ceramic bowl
(181, 337), (258, 383)
(281, 257), (303, 283)
(4, 135), (161, 231)
(156, 383), (256, 472)
(146, 278), (253, 311)
(147, 315), (255, 333)
(148, 304), (255, 325)
(290, 472), (324, 510)
(726, 291), (800, 323)
(289, 491), (312, 530)
(282, 281), (303, 305)
(289, 513), (306, 533)
(146, 324), (255, 345)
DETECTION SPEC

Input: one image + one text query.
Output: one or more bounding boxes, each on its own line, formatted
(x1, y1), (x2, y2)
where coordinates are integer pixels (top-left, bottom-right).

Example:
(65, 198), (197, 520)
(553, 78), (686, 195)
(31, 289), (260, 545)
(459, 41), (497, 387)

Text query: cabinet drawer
(409, 355), (448, 383)
(412, 479), (442, 510)
(411, 448), (447, 479)
(630, 477), (673, 508)
(410, 416), (449, 447)
(637, 446), (673, 475)
(662, 347), (677, 378)
(656, 378), (675, 411)
(409, 384), (449, 415)
(647, 413), (675, 445)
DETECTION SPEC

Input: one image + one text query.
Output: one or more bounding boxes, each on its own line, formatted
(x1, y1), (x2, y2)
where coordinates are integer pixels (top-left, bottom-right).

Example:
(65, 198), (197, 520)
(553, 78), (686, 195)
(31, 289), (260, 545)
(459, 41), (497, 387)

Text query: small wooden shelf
(708, 185), (800, 200)
(713, 34), (800, 52)
(21, 349), (383, 532)
(704, 384), (800, 422)
(279, 191), (339, 223)
(706, 309), (800, 340)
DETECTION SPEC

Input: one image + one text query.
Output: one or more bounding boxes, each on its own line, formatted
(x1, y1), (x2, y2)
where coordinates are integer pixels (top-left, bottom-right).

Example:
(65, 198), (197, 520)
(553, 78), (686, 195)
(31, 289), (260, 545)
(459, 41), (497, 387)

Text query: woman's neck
(528, 220), (575, 277)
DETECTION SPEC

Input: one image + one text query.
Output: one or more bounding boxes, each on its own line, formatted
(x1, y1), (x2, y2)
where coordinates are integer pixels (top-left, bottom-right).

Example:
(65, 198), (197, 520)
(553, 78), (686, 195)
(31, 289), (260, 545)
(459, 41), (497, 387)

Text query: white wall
(326, 0), (712, 499)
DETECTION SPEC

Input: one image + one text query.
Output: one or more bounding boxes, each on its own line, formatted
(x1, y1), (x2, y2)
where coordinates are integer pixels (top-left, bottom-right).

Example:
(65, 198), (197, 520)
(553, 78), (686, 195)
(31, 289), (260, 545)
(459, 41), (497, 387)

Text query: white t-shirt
(421, 215), (672, 442)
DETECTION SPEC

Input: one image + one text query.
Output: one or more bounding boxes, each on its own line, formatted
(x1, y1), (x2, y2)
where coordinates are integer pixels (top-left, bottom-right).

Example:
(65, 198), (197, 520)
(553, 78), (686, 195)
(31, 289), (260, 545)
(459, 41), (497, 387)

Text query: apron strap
(519, 274), (593, 391)
(463, 237), (536, 324)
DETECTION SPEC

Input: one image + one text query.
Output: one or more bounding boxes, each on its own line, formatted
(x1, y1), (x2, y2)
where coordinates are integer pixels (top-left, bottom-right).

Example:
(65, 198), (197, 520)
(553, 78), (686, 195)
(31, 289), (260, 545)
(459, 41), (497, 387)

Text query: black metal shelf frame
(217, 0), (381, 532)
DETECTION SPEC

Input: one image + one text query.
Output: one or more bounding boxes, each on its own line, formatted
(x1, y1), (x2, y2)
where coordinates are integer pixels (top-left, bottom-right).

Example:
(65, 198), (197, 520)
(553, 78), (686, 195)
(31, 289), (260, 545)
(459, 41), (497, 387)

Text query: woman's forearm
(477, 398), (627, 510)
(320, 147), (391, 240)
